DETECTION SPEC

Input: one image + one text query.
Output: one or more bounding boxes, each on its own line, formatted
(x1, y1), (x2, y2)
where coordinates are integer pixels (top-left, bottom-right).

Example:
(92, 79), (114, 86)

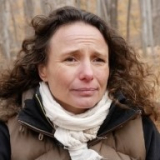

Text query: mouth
(73, 88), (97, 91)
(71, 88), (98, 96)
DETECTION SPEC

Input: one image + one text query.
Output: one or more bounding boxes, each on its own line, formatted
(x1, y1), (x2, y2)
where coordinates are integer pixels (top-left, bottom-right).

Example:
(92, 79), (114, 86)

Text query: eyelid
(93, 57), (106, 62)
(64, 56), (77, 62)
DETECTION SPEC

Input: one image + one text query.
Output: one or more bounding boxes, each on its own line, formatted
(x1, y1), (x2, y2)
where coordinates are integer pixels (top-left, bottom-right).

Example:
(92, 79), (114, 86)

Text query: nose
(79, 61), (94, 81)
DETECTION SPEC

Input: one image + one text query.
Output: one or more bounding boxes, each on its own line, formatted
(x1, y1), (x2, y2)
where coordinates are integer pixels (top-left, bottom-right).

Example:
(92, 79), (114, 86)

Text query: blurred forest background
(0, 0), (160, 129)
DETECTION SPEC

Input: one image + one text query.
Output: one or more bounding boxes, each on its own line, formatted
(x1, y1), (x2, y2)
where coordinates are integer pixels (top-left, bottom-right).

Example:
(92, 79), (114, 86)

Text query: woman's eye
(64, 57), (76, 62)
(94, 58), (105, 63)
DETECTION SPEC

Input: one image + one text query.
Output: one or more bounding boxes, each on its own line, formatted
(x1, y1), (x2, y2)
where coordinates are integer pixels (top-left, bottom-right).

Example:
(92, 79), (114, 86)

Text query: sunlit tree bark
(126, 0), (132, 42)
(152, 0), (160, 45)
(0, 0), (10, 59)
(23, 0), (34, 37)
(140, 0), (155, 57)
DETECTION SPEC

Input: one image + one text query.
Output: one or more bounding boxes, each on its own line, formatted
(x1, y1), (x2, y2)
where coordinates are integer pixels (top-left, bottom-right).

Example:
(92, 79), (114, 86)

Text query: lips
(71, 88), (98, 96)
(73, 88), (98, 91)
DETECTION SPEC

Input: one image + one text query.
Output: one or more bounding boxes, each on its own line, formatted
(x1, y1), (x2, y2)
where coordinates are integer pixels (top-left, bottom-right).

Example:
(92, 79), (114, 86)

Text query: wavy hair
(0, 6), (157, 119)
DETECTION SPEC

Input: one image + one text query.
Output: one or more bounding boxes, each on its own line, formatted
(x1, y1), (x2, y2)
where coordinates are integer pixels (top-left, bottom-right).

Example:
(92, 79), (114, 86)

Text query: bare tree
(23, 0), (34, 37)
(98, 0), (118, 29)
(101, 0), (109, 22)
(0, 0), (11, 59)
(87, 0), (91, 11)
(152, 0), (160, 45)
(8, 0), (19, 48)
(65, 0), (75, 6)
(96, 0), (101, 17)
(146, 0), (155, 57)
(126, 0), (132, 42)
(76, 0), (81, 9)
(140, 0), (147, 55)
(40, 0), (75, 15)
(110, 0), (118, 29)
(140, 0), (155, 57)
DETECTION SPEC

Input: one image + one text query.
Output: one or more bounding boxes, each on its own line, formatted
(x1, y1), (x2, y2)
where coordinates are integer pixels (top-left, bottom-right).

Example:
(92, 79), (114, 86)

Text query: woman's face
(38, 22), (109, 114)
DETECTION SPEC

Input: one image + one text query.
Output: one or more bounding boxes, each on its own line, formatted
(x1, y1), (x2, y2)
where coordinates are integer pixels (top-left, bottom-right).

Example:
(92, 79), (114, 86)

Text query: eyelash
(64, 57), (76, 62)
(64, 57), (106, 63)
(94, 58), (106, 63)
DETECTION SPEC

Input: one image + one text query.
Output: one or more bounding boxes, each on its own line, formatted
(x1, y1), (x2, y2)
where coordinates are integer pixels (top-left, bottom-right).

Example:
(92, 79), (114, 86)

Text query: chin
(76, 102), (97, 109)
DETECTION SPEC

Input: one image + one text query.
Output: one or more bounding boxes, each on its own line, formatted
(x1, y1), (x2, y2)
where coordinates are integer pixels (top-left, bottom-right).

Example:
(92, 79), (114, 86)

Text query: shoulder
(142, 115), (160, 160)
(0, 120), (11, 160)
(142, 115), (159, 134)
(0, 120), (9, 135)
(142, 115), (160, 142)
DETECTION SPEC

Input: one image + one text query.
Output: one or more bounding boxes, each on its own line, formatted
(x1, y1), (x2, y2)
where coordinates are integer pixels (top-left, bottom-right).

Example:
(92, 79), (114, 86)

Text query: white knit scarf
(39, 82), (112, 160)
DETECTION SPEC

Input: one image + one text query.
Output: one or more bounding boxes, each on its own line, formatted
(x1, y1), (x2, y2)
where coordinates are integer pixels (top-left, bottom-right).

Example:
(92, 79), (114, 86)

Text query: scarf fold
(39, 82), (112, 160)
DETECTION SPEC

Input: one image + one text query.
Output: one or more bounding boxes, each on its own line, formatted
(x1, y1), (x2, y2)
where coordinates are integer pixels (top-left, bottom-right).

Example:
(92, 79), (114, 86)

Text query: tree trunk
(40, 0), (75, 15)
(146, 0), (155, 58)
(140, 0), (155, 57)
(100, 0), (118, 29)
(0, 0), (11, 59)
(101, 0), (109, 22)
(152, 0), (160, 45)
(139, 0), (148, 55)
(110, 0), (118, 29)
(23, 0), (34, 37)
(8, 0), (19, 48)
(96, 0), (101, 17)
(126, 0), (132, 42)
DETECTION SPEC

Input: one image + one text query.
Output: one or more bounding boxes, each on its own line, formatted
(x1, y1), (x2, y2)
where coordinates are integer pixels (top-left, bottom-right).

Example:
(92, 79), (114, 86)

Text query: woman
(0, 6), (160, 160)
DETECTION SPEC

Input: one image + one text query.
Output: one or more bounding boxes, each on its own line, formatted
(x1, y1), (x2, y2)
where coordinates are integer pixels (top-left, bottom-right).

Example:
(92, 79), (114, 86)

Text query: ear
(38, 64), (48, 82)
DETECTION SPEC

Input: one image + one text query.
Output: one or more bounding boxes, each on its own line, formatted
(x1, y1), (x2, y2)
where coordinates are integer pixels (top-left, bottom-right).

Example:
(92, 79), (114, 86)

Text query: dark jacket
(0, 89), (160, 160)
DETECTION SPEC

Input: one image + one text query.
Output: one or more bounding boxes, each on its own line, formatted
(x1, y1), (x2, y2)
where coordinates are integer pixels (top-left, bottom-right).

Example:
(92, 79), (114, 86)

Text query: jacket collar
(98, 93), (141, 136)
(18, 88), (142, 138)
(18, 88), (54, 137)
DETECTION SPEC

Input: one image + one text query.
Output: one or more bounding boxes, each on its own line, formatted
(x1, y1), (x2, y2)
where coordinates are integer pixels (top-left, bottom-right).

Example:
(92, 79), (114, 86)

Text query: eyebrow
(61, 49), (108, 58)
(62, 49), (79, 55)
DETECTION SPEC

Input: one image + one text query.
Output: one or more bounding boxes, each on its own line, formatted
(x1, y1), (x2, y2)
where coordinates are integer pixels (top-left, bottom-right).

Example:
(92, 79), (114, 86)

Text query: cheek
(47, 66), (73, 89)
(100, 75), (109, 88)
(96, 67), (109, 86)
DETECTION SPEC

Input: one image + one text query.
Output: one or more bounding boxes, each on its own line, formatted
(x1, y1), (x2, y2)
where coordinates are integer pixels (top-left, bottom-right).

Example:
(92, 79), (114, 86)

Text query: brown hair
(0, 6), (157, 119)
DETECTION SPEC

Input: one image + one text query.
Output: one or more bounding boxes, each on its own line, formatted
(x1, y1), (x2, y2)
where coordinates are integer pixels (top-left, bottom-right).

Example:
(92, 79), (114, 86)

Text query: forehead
(46, 22), (109, 60)
(49, 22), (106, 45)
